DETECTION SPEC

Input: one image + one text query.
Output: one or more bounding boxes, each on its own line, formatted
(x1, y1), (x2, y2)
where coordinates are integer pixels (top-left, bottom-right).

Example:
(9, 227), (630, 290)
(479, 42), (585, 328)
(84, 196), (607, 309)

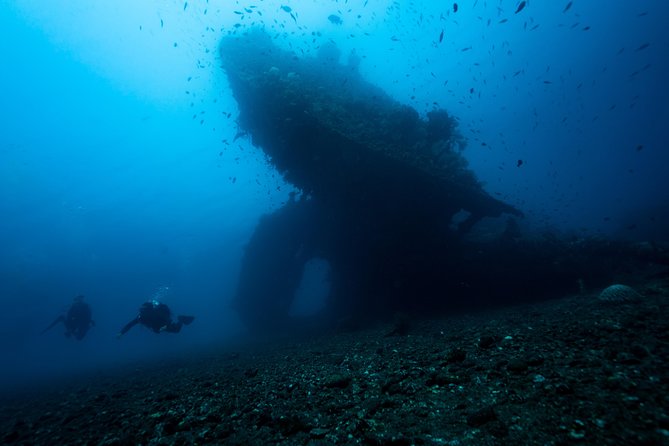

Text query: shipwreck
(219, 30), (668, 333)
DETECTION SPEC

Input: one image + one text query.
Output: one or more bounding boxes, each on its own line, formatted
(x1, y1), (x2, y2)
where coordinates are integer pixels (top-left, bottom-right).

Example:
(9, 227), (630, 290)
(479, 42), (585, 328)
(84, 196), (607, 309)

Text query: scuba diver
(118, 300), (194, 337)
(41, 295), (94, 340)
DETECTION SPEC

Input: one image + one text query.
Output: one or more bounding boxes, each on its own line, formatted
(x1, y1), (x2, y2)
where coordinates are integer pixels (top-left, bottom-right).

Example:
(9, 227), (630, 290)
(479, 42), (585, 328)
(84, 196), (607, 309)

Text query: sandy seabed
(2, 281), (669, 446)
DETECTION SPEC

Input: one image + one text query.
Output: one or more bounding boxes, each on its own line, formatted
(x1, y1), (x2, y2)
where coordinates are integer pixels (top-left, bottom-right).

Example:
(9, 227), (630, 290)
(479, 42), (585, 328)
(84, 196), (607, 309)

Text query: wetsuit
(119, 300), (193, 335)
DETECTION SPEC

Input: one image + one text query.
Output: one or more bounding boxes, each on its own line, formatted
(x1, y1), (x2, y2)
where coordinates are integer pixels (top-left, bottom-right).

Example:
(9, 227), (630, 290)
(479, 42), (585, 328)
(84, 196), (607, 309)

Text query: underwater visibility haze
(1, 1), (669, 442)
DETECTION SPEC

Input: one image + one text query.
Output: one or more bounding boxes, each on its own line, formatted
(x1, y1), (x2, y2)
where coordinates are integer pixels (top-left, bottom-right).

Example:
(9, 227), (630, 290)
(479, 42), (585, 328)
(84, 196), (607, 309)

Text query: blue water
(0, 1), (667, 390)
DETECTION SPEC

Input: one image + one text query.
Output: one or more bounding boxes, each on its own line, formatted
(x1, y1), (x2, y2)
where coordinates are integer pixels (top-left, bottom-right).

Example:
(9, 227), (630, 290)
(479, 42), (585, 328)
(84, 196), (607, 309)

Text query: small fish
(635, 144), (643, 152)
(439, 29), (444, 43)
(517, 159), (523, 167)
(635, 43), (650, 51)
(281, 5), (292, 13)
(582, 26), (591, 31)
(328, 14), (342, 25)
(160, 19), (164, 28)
(183, 2), (188, 11)
(453, 3), (458, 13)
(515, 1), (526, 14)
(563, 1), (572, 13)
(499, 18), (508, 23)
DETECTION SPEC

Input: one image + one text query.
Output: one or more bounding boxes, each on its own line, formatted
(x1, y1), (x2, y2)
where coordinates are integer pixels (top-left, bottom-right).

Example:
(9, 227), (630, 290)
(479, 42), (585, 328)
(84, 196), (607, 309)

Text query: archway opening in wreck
(289, 257), (331, 317)
(449, 209), (472, 231)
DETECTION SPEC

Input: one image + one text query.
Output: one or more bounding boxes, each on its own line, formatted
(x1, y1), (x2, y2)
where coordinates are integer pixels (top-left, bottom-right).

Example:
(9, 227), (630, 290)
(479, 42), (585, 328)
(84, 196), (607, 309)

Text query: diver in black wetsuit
(117, 300), (194, 337)
(41, 295), (94, 340)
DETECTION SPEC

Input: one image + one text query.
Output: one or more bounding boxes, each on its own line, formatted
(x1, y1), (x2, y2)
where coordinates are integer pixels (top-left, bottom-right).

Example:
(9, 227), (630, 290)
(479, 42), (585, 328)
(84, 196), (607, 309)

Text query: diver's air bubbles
(151, 286), (172, 301)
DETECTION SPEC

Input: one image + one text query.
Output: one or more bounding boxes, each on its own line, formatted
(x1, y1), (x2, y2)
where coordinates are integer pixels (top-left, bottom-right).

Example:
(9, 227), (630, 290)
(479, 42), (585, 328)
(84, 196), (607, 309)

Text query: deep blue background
(0, 1), (667, 390)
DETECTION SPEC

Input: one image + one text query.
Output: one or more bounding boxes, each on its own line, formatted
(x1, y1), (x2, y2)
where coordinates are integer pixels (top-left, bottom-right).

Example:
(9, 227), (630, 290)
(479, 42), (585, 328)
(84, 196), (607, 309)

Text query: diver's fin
(178, 315), (195, 325)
